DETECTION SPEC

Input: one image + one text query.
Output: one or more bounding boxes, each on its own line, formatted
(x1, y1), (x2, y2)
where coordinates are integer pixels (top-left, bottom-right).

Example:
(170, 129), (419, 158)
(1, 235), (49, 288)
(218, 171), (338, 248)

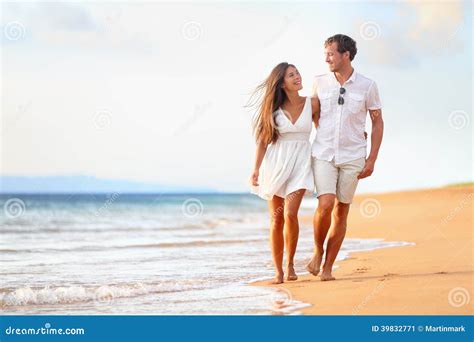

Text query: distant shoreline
(1, 181), (472, 195)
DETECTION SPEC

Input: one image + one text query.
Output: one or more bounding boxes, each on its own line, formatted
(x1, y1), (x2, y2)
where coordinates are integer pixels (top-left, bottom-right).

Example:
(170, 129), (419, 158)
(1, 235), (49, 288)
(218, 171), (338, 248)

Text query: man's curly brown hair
(325, 34), (357, 61)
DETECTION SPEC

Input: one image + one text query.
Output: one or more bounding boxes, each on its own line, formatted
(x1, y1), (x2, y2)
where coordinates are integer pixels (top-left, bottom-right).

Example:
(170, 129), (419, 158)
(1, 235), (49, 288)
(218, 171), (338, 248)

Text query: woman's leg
(283, 189), (306, 281)
(268, 195), (285, 284)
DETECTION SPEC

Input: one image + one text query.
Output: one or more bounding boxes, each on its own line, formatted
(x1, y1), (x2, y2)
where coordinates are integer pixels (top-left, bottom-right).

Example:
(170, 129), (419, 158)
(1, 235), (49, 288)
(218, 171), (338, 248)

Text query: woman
(249, 62), (319, 284)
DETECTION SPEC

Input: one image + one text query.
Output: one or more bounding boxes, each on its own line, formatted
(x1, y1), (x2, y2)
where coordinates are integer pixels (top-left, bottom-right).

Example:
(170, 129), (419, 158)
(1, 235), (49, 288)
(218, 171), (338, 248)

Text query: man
(306, 34), (384, 281)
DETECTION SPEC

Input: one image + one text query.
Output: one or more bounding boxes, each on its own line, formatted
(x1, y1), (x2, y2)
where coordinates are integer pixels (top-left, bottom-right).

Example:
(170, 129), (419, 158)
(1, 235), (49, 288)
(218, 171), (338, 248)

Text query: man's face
(324, 42), (345, 72)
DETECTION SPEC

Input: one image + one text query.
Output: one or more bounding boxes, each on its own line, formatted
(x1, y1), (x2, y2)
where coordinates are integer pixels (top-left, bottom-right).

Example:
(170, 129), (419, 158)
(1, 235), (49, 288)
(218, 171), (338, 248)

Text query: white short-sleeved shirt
(311, 71), (382, 164)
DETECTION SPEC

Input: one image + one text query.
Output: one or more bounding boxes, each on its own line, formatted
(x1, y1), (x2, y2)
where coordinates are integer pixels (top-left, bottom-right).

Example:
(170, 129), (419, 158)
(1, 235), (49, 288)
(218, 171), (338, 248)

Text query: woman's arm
(311, 97), (320, 128)
(251, 139), (268, 186)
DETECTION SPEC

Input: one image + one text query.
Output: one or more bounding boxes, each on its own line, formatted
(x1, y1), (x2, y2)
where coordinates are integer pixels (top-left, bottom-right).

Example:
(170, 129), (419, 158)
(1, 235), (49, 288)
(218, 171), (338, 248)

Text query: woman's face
(282, 66), (302, 92)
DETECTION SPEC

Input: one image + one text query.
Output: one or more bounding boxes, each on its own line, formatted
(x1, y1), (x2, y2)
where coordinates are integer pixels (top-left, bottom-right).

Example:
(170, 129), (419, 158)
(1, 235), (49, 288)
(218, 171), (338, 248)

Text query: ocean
(0, 193), (411, 315)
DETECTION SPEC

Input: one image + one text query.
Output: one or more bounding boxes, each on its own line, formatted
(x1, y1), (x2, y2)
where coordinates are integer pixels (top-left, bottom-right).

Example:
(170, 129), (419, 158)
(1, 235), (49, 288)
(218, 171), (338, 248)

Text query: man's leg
(306, 194), (336, 276)
(321, 201), (350, 280)
(307, 158), (338, 276)
(321, 157), (366, 281)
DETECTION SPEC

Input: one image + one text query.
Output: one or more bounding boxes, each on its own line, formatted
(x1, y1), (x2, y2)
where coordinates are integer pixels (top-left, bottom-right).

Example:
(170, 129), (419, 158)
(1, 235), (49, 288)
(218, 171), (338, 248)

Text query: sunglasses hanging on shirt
(338, 87), (346, 105)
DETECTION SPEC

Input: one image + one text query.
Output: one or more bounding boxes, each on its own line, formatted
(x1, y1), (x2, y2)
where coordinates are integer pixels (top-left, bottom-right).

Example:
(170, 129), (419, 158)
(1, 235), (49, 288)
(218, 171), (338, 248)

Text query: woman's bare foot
(320, 269), (336, 281)
(271, 272), (284, 284)
(305, 251), (323, 276)
(286, 264), (298, 281)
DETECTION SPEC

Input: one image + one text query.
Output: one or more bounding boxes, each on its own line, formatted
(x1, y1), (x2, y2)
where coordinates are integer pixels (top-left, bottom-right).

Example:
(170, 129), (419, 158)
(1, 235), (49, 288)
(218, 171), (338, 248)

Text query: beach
(253, 185), (473, 315)
(1, 187), (471, 315)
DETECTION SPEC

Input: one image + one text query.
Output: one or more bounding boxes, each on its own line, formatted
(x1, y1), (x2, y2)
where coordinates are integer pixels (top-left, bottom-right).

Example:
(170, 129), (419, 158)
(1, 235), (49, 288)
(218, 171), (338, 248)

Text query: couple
(250, 34), (384, 284)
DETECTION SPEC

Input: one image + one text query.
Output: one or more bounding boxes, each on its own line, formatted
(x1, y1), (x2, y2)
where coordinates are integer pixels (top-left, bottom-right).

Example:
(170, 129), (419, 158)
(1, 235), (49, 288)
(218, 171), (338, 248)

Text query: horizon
(0, 174), (471, 195)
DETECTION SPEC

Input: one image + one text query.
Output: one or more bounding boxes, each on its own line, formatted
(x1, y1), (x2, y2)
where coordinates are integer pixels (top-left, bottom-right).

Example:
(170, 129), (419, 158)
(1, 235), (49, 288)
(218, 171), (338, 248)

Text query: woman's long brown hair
(248, 62), (294, 145)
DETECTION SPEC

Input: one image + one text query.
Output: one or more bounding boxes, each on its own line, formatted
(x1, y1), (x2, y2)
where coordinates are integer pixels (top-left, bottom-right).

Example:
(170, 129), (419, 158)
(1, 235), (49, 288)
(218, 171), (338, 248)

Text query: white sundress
(251, 97), (315, 200)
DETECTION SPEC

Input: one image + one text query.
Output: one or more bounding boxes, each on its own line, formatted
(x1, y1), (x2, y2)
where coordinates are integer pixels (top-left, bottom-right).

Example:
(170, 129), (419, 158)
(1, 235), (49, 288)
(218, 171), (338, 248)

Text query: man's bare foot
(306, 252), (323, 276)
(320, 269), (336, 281)
(271, 273), (284, 284)
(286, 264), (298, 281)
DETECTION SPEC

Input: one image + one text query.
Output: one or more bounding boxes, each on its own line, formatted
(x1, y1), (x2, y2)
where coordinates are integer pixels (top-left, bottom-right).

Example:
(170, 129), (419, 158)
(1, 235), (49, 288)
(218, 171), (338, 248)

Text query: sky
(1, 0), (472, 193)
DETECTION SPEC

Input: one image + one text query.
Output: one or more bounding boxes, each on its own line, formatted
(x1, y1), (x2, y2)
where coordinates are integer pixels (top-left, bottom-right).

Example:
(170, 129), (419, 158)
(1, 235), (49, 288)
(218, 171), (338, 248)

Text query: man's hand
(358, 158), (375, 179)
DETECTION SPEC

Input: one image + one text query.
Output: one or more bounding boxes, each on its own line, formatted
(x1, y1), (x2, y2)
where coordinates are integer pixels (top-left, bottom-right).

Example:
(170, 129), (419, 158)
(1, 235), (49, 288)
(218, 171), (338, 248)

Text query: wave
(0, 281), (207, 307)
(0, 237), (264, 254)
(1, 216), (269, 234)
(0, 225), (207, 234)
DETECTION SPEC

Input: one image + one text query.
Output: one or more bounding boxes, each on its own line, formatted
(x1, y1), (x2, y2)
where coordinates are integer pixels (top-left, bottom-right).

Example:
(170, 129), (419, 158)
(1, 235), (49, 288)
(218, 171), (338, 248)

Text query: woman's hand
(251, 139), (267, 187)
(251, 169), (259, 186)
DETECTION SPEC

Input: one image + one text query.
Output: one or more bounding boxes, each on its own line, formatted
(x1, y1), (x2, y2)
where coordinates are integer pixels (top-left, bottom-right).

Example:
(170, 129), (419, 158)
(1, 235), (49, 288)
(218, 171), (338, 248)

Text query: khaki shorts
(312, 157), (366, 204)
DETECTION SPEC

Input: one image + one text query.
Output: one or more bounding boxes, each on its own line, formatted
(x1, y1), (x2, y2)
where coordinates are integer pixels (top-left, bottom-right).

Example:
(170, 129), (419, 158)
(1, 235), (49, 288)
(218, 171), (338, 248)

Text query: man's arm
(358, 108), (384, 179)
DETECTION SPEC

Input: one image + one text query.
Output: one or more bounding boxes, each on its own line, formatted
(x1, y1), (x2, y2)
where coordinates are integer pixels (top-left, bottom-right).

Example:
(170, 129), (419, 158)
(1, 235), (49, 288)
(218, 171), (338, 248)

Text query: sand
(253, 185), (473, 315)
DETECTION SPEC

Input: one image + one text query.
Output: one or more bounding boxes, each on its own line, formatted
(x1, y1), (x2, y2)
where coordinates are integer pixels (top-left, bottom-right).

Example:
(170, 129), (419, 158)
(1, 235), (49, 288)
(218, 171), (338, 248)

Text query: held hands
(358, 158), (375, 179)
(251, 169), (259, 186)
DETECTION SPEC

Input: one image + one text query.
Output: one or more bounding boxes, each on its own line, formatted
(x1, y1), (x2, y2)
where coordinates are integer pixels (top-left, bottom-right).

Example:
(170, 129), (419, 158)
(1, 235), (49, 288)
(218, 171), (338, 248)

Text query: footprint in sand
(383, 273), (398, 277)
(353, 267), (370, 274)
